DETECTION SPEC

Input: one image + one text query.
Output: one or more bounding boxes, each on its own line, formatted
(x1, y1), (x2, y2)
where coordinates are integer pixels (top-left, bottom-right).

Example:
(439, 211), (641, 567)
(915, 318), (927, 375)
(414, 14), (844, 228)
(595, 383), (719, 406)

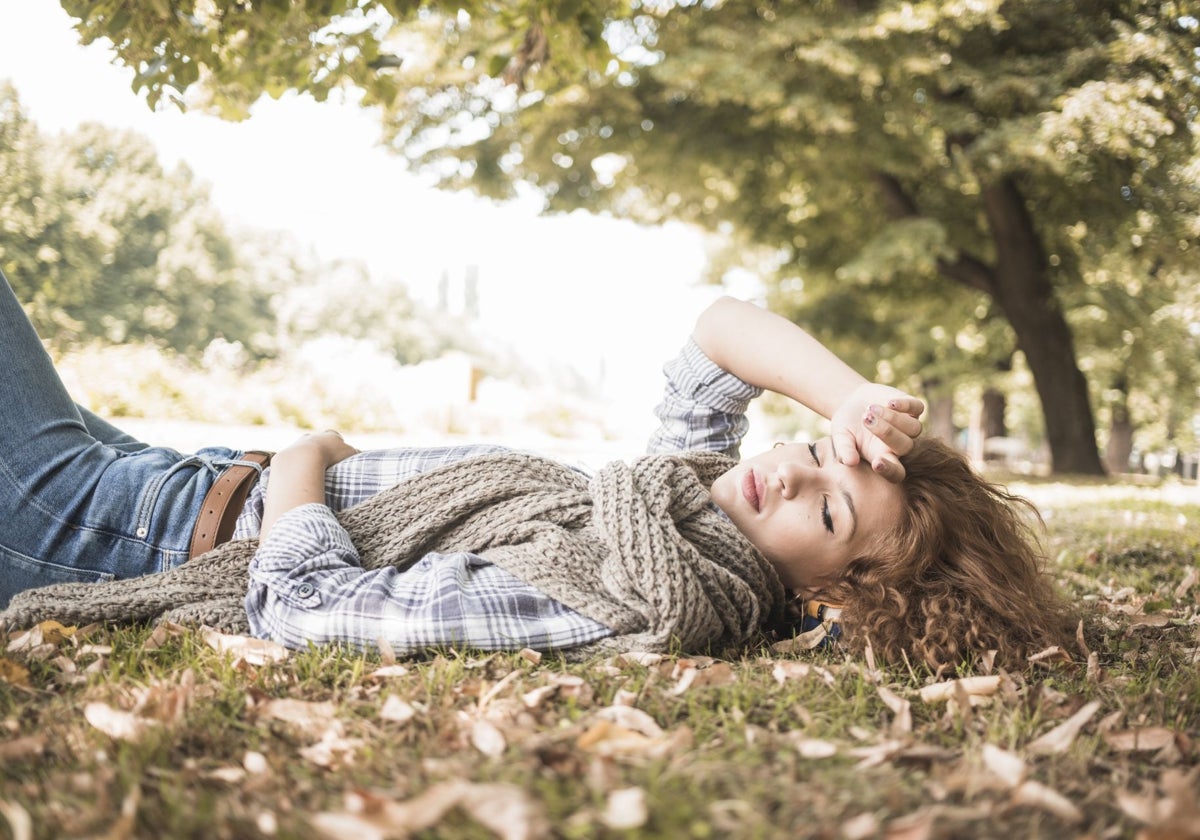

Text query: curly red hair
(814, 437), (1076, 671)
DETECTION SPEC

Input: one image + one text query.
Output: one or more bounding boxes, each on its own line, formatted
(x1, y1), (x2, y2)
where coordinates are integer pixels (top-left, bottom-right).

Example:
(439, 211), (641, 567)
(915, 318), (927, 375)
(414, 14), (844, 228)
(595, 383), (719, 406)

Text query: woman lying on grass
(0, 271), (1073, 669)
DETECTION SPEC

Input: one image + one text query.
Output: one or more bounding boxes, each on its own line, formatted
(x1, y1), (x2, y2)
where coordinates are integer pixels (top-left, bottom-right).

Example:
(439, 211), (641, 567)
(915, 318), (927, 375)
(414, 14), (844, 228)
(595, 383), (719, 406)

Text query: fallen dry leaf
(1174, 567), (1198, 600)
(877, 686), (912, 735)
(0, 734), (46, 763)
(1103, 727), (1177, 752)
(244, 751), (270, 775)
(918, 675), (1000, 704)
(1026, 700), (1101, 755)
(1027, 645), (1072, 665)
(842, 812), (881, 840)
(519, 648), (542, 665)
(299, 728), (363, 769)
(204, 766), (247, 784)
(470, 719), (507, 758)
(0, 800), (32, 840)
(84, 702), (159, 743)
(202, 629), (288, 666)
(376, 636), (397, 665)
(0, 658), (30, 688)
(771, 660), (836, 686)
(143, 621), (188, 651)
(982, 744), (1026, 788)
(602, 787), (648, 830)
(521, 684), (559, 710)
(1011, 780), (1083, 824)
(884, 807), (935, 840)
(380, 695), (416, 723)
(311, 782), (548, 840)
(790, 736), (838, 759)
(365, 664), (410, 682)
(260, 698), (338, 739)
(771, 622), (830, 653)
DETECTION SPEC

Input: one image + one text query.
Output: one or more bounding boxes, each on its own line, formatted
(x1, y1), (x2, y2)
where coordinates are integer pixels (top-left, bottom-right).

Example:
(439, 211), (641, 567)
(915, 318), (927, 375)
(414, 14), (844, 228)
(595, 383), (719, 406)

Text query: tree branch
(872, 171), (996, 295)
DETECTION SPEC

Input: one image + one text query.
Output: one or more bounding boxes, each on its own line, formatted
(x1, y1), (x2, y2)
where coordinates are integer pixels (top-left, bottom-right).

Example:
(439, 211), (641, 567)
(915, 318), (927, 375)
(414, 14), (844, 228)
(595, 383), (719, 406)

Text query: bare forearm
(259, 431), (359, 542)
(692, 296), (865, 420)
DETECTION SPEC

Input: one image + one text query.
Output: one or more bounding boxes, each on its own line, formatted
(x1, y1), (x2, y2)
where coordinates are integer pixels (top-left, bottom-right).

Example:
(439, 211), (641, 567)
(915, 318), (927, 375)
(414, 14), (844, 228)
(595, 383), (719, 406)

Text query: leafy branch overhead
(58, 0), (1200, 473)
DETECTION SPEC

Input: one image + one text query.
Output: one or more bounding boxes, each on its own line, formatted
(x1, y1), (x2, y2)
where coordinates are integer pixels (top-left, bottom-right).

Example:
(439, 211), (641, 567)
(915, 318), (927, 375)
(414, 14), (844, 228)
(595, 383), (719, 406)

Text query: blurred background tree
(41, 0), (1200, 473)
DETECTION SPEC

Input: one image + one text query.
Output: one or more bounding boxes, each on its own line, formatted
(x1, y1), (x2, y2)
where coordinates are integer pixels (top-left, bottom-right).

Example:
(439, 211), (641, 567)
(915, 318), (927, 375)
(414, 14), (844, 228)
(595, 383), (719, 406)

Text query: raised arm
(691, 296), (924, 481)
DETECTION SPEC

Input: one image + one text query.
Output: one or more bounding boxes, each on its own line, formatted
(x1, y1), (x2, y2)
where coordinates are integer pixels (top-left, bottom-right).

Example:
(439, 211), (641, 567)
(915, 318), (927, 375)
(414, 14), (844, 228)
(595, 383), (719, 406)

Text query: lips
(741, 468), (763, 512)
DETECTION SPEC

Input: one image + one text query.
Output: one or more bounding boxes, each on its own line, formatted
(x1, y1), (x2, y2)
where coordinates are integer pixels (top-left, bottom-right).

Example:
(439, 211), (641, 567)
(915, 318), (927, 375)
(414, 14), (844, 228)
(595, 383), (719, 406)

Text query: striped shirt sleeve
(647, 337), (763, 458)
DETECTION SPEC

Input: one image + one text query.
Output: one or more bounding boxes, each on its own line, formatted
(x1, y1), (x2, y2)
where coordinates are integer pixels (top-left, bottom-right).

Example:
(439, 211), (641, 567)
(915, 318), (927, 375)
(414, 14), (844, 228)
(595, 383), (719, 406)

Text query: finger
(871, 454), (906, 483)
(865, 413), (917, 456)
(832, 429), (861, 466)
(879, 405), (923, 439)
(886, 396), (925, 420)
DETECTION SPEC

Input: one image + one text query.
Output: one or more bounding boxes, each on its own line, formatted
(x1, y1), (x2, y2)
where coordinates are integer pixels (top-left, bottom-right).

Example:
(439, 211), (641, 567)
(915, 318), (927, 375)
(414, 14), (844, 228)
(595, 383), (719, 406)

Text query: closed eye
(808, 442), (835, 534)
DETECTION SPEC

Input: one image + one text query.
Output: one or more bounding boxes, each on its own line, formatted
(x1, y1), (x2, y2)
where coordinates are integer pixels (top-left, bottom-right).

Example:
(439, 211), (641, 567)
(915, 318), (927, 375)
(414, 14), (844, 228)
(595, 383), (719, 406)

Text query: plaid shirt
(240, 338), (762, 653)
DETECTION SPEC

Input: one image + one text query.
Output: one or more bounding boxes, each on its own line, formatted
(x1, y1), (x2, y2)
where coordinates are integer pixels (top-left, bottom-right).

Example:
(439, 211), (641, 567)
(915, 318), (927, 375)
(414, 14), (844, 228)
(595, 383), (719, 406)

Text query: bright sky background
(0, 3), (745, 430)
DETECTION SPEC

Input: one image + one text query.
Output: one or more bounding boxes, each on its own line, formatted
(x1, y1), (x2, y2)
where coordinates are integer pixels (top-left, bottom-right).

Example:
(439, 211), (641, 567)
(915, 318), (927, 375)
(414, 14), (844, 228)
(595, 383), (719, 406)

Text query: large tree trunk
(1105, 377), (1134, 474)
(980, 387), (1007, 439)
(922, 381), (956, 443)
(874, 172), (1105, 475)
(981, 179), (1104, 475)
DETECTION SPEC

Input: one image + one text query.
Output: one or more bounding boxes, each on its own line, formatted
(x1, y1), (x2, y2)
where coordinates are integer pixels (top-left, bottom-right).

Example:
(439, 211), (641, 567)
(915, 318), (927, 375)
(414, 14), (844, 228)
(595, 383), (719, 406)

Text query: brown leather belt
(188, 451), (273, 560)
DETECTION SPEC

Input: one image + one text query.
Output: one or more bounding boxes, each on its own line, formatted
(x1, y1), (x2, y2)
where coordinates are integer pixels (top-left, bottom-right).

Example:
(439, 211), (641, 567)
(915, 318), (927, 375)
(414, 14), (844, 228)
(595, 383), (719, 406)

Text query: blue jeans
(0, 271), (246, 608)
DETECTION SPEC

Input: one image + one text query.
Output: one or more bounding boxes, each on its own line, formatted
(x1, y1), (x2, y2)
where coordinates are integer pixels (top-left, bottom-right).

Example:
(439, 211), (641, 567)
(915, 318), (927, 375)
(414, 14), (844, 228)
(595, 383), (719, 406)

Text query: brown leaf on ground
(259, 698), (338, 739)
(771, 660), (836, 686)
(142, 621), (188, 650)
(1173, 567), (1198, 601)
(0, 734), (45, 763)
(601, 787), (648, 830)
(0, 657), (30, 687)
(1103, 727), (1178, 753)
(1026, 700), (1101, 755)
(877, 686), (912, 735)
(380, 695), (417, 724)
(884, 807), (935, 840)
(84, 702), (160, 743)
(202, 629), (288, 666)
(670, 660), (736, 695)
(311, 782), (548, 840)
(918, 676), (1000, 704)
(982, 744), (1027, 788)
(1011, 780), (1083, 824)
(0, 800), (32, 840)
(1118, 769), (1200, 839)
(365, 664), (411, 682)
(299, 729), (363, 769)
(470, 719), (507, 758)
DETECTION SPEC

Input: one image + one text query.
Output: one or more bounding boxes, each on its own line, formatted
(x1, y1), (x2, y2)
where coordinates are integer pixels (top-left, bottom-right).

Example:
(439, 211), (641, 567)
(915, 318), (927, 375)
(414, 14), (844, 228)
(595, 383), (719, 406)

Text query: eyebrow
(841, 486), (858, 540)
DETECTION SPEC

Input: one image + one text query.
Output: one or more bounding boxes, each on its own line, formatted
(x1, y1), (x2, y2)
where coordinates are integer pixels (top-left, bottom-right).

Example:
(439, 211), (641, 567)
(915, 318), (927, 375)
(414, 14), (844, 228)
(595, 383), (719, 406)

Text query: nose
(774, 459), (818, 500)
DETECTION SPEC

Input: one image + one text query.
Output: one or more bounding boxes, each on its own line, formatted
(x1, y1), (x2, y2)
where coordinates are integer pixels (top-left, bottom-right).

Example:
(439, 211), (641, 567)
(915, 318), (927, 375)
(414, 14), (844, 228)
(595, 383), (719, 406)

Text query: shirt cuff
(663, 338), (763, 415)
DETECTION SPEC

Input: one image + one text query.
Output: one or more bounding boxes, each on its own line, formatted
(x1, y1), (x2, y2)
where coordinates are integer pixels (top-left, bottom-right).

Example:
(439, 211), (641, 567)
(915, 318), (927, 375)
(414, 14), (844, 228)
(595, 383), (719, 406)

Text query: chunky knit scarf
(0, 450), (784, 657)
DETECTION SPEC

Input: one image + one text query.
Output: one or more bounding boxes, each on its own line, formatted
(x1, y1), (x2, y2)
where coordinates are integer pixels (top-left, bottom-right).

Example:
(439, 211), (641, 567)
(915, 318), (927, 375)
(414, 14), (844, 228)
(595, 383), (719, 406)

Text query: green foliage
(0, 82), (280, 357)
(47, 0), (1200, 469)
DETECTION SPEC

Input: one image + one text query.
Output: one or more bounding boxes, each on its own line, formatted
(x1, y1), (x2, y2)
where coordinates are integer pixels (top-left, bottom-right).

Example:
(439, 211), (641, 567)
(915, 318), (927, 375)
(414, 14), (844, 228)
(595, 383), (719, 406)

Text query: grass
(2, 476), (1199, 839)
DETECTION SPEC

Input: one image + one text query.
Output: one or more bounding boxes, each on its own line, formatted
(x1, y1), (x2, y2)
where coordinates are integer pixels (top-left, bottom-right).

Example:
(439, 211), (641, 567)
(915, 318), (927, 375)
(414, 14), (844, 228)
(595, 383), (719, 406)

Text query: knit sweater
(0, 450), (785, 657)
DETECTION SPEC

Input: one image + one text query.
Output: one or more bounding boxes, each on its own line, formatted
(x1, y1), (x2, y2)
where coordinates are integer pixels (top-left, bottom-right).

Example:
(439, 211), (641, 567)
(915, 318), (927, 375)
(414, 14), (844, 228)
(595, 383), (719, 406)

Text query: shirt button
(296, 583), (315, 598)
(136, 527), (148, 538)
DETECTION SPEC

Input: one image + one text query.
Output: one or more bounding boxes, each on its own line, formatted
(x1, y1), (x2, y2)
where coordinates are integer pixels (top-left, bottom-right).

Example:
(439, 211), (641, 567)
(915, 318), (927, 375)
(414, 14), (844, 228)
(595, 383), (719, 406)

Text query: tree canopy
(56, 0), (1200, 473)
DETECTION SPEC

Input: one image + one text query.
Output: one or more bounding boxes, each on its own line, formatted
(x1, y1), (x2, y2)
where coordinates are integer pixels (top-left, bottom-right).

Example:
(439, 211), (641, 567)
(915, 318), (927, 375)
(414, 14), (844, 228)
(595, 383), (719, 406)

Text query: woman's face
(710, 438), (903, 592)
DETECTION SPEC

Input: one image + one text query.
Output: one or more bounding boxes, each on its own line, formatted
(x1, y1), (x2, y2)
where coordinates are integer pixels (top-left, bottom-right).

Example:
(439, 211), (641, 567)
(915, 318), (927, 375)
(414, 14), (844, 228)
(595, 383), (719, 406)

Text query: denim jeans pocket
(0, 542), (115, 609)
